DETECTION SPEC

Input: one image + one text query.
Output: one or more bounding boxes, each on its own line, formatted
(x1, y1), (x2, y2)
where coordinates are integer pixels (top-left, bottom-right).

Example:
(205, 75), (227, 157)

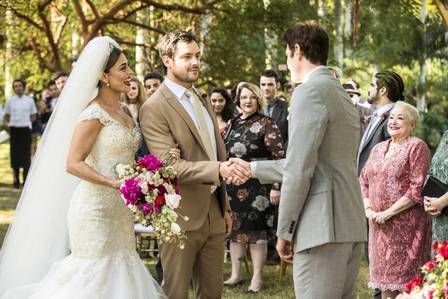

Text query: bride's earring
(106, 81), (110, 87)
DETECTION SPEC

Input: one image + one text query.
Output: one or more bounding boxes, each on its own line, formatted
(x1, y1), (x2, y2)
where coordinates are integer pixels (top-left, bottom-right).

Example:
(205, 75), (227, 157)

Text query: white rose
(171, 223), (181, 235)
(116, 164), (126, 176)
(138, 181), (148, 193)
(165, 193), (181, 209)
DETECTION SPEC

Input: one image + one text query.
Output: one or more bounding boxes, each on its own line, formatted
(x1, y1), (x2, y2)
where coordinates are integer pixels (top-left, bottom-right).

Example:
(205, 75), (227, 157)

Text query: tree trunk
(334, 0), (344, 68)
(4, 9), (13, 100)
(418, 0), (427, 112)
(135, 8), (149, 82)
(318, 0), (326, 17)
(263, 0), (276, 69)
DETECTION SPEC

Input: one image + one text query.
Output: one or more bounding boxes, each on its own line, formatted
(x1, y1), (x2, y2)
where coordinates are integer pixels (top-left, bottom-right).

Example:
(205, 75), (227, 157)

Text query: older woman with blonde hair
(223, 82), (285, 292)
(122, 77), (147, 121)
(359, 101), (432, 299)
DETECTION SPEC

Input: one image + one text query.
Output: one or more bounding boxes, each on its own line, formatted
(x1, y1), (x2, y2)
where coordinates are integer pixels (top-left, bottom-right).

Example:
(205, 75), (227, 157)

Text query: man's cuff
(250, 161), (257, 178)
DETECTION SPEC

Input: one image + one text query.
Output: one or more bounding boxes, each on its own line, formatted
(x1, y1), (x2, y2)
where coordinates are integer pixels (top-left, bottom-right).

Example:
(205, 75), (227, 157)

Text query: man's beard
(367, 93), (378, 105)
(172, 70), (199, 84)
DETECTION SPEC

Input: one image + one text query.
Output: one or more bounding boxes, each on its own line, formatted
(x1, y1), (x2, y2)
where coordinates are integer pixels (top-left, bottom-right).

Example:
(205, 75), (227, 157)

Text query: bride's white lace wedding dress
(1, 105), (165, 299)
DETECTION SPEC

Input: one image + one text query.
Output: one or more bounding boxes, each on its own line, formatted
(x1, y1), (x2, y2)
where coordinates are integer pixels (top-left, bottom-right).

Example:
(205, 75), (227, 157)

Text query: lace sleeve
(78, 105), (111, 126)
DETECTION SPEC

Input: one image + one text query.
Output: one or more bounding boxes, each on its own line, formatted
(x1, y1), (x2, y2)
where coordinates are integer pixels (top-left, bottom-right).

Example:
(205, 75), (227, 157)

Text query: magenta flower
(120, 179), (143, 206)
(141, 202), (153, 216)
(138, 154), (162, 171)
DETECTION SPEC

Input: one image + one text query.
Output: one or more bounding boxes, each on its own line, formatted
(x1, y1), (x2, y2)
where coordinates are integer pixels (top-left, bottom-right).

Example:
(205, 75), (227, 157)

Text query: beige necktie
(187, 89), (217, 161)
(186, 89), (218, 193)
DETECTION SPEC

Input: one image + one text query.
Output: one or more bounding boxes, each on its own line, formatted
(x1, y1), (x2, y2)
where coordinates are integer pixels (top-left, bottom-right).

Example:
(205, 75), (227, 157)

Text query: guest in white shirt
(4, 79), (37, 188)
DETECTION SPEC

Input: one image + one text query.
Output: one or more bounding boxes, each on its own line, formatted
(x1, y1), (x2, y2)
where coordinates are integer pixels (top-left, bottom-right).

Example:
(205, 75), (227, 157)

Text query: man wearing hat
(343, 81), (372, 138)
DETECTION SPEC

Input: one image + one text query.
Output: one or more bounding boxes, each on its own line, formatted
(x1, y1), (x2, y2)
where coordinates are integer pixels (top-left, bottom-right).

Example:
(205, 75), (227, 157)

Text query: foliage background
(0, 0), (446, 148)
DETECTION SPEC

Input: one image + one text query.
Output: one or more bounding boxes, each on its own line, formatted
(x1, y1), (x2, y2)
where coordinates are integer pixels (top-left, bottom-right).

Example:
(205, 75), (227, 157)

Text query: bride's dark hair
(104, 47), (122, 73)
(98, 46), (122, 87)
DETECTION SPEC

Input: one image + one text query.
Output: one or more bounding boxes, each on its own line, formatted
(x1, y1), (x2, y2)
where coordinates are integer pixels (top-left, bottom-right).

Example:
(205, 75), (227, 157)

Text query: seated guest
(424, 129), (448, 244)
(209, 87), (235, 134)
(122, 77), (147, 121)
(223, 82), (285, 293)
(359, 101), (432, 299)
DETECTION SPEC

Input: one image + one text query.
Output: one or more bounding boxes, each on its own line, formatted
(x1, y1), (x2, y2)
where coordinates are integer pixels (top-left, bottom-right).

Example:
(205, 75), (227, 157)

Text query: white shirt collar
(374, 103), (394, 117)
(302, 65), (327, 83)
(164, 77), (190, 100)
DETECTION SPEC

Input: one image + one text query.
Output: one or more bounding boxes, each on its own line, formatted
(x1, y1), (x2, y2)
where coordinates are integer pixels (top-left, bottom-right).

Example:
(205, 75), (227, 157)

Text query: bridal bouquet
(397, 241), (448, 299)
(116, 154), (187, 249)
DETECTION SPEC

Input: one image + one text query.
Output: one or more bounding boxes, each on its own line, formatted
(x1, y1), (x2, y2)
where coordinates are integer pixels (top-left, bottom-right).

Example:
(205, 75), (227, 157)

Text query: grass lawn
(0, 143), (372, 298)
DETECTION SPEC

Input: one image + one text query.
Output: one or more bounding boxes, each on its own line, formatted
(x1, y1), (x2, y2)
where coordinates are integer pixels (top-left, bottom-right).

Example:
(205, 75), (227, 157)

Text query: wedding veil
(0, 36), (119, 294)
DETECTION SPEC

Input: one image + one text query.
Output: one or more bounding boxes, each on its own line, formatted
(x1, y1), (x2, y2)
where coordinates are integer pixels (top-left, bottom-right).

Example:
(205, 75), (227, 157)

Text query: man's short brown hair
(283, 20), (329, 66)
(158, 31), (198, 59)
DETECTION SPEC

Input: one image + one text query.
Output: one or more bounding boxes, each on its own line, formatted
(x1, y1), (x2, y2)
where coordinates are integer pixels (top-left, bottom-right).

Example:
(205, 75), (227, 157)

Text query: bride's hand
(111, 180), (121, 189)
(169, 148), (181, 160)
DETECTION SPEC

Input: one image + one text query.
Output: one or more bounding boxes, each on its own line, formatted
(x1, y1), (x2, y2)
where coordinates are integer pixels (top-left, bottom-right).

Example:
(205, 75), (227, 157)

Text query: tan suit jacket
(139, 82), (230, 231)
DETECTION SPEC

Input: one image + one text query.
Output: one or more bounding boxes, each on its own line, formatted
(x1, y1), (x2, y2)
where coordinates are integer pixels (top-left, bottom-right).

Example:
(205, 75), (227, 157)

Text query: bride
(0, 37), (166, 298)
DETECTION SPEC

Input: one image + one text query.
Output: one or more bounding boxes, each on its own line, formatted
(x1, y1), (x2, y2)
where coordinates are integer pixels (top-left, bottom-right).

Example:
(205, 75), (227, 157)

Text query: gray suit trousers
(293, 242), (362, 299)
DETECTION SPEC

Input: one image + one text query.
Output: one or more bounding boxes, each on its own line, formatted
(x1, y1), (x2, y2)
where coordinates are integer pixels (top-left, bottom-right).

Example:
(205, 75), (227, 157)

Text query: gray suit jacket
(357, 106), (393, 176)
(253, 67), (366, 253)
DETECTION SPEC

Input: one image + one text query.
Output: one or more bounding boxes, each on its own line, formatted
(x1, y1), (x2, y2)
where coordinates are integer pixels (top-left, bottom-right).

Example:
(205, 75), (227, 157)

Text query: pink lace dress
(359, 136), (432, 292)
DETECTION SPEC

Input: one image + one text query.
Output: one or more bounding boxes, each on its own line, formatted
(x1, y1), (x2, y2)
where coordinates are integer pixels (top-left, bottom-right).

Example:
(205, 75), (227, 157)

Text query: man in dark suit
(356, 71), (405, 299)
(260, 69), (289, 146)
(357, 71), (404, 176)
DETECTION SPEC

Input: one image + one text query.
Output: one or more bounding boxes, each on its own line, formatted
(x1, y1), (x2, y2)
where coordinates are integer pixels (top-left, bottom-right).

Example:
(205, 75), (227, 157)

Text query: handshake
(219, 158), (252, 185)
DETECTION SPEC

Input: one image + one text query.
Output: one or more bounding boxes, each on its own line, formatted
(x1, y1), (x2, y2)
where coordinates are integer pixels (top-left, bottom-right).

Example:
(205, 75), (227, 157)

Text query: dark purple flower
(119, 179), (143, 206)
(157, 184), (167, 194)
(153, 205), (161, 214)
(138, 154), (162, 171)
(141, 202), (153, 215)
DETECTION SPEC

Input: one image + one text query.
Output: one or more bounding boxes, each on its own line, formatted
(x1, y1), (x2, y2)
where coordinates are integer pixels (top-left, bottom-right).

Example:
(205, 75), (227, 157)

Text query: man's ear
(294, 44), (302, 59)
(161, 55), (171, 69)
(379, 86), (387, 97)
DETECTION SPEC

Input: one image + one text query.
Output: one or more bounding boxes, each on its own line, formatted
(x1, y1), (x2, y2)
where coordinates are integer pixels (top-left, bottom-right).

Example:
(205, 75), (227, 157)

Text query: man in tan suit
(139, 31), (249, 299)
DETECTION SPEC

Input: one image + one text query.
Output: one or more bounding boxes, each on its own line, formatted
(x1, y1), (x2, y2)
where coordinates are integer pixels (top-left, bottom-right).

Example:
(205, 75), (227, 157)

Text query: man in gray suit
(231, 21), (366, 298)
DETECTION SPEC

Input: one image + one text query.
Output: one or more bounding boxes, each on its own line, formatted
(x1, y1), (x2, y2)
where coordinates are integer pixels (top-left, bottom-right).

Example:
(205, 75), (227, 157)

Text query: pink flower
(432, 241), (439, 250)
(436, 245), (448, 259)
(423, 261), (435, 271)
(444, 282), (448, 296)
(406, 278), (423, 293)
(138, 154), (162, 171)
(120, 179), (143, 206)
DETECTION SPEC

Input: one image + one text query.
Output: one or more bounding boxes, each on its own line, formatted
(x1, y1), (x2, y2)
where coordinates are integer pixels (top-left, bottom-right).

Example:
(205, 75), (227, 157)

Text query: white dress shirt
(5, 95), (37, 127)
(164, 78), (217, 156)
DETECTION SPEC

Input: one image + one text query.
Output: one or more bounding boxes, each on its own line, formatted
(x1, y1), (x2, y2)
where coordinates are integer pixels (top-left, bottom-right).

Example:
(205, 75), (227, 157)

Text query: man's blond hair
(158, 31), (198, 59)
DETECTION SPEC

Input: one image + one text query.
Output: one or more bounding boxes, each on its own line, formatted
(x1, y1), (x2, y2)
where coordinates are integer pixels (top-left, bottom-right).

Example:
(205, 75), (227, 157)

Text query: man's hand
(223, 158), (252, 185)
(276, 238), (293, 263)
(219, 160), (250, 184)
(224, 211), (232, 236)
(270, 189), (280, 205)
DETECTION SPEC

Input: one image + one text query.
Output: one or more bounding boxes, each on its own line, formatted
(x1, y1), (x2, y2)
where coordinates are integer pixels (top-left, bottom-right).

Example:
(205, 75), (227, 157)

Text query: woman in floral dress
(359, 102), (432, 299)
(424, 130), (448, 244)
(223, 82), (285, 293)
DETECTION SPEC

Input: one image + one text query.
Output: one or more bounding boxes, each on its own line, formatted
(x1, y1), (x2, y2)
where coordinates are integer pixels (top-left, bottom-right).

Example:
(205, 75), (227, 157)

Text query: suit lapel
(271, 100), (280, 120)
(360, 105), (392, 153)
(160, 84), (209, 155)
